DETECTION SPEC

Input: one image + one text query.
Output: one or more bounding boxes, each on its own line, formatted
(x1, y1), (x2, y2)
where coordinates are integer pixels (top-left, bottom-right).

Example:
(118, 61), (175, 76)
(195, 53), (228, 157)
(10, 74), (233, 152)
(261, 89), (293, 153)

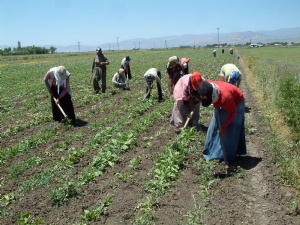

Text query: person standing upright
(92, 47), (109, 94)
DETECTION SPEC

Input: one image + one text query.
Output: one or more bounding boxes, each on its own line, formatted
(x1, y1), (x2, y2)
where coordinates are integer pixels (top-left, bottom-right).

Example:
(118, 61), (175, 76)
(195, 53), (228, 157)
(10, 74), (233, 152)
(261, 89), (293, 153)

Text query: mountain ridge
(1, 27), (300, 52)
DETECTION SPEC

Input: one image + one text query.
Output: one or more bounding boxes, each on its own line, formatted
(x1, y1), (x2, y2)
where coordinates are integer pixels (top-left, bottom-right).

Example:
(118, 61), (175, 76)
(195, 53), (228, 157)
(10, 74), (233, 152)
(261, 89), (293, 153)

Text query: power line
(117, 37), (119, 51)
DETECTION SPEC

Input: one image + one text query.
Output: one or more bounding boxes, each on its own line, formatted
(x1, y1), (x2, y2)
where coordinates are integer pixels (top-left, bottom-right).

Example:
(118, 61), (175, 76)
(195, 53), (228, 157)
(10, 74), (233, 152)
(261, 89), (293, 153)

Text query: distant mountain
(1, 27), (300, 53)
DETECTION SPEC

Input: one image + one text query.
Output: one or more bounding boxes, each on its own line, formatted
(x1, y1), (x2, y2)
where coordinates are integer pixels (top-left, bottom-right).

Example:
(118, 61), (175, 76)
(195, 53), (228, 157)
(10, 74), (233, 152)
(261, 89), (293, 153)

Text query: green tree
(49, 46), (57, 54)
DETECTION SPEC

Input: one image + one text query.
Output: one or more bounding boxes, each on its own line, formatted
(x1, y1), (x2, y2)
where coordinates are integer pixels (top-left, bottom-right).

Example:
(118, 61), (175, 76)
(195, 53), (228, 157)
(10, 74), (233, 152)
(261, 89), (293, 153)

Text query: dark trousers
(93, 67), (106, 93)
(146, 74), (163, 101)
(51, 86), (75, 121)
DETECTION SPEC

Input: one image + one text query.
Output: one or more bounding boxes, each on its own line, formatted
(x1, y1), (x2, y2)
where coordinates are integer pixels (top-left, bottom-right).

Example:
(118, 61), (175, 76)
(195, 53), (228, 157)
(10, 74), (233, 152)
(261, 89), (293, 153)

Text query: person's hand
(162, 92), (166, 97)
(219, 128), (225, 137)
(100, 62), (106, 65)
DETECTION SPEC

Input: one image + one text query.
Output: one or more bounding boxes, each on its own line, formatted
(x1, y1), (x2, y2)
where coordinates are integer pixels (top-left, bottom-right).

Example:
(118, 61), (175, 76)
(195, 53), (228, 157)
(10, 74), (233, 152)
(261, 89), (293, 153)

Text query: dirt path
(202, 60), (300, 225)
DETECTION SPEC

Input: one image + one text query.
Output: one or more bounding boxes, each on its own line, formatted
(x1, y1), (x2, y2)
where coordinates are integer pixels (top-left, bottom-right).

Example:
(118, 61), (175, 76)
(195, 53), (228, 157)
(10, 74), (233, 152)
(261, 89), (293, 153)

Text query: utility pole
(217, 27), (219, 47)
(117, 37), (119, 51)
(165, 40), (168, 49)
(78, 42), (80, 52)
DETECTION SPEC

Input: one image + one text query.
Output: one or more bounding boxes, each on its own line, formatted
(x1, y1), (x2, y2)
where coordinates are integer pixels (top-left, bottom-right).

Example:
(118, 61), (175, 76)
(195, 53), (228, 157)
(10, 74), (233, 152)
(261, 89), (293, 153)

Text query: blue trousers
(203, 99), (246, 161)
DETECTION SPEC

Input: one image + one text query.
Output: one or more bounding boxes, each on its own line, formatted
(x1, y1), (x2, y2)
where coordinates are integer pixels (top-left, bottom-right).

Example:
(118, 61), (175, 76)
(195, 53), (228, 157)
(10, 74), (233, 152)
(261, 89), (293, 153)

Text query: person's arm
(58, 76), (70, 100)
(154, 75), (163, 93)
(237, 74), (241, 87)
(92, 57), (95, 72)
(112, 74), (118, 85)
(219, 69), (225, 82)
(220, 99), (236, 131)
(166, 74), (173, 94)
(43, 71), (53, 96)
(101, 56), (109, 65)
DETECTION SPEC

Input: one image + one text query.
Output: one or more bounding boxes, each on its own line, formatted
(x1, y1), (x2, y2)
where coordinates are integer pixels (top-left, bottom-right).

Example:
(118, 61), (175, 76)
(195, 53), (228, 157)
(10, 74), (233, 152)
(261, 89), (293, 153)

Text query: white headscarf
(211, 82), (220, 103)
(53, 66), (69, 94)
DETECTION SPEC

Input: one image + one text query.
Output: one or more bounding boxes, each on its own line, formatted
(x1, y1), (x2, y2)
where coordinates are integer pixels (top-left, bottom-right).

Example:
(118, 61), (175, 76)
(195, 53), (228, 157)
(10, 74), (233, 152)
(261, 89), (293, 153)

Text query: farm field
(0, 48), (299, 224)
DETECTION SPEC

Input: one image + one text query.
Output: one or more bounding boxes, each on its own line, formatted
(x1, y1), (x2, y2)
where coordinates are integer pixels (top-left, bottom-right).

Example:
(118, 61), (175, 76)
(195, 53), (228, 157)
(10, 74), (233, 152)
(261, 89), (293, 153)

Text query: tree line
(0, 41), (57, 56)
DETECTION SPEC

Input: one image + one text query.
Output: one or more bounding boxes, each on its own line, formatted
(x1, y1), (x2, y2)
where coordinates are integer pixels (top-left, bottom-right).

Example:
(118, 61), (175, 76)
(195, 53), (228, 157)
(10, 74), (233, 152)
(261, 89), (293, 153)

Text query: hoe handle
(183, 110), (194, 128)
(53, 97), (68, 119)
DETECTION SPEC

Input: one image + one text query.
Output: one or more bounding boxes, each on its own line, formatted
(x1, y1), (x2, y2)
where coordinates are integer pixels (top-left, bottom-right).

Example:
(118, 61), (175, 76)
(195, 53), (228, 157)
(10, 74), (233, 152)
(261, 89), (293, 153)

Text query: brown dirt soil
(1, 60), (300, 225)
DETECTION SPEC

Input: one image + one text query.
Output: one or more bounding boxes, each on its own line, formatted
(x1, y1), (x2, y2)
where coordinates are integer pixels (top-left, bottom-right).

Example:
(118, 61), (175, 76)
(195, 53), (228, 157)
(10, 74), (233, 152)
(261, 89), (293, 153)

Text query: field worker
(170, 71), (203, 130)
(219, 63), (242, 87)
(199, 80), (246, 162)
(166, 56), (184, 95)
(143, 68), (165, 102)
(212, 49), (217, 57)
(121, 56), (132, 80)
(92, 47), (109, 94)
(180, 57), (191, 75)
(229, 48), (234, 55)
(112, 68), (129, 90)
(43, 66), (76, 124)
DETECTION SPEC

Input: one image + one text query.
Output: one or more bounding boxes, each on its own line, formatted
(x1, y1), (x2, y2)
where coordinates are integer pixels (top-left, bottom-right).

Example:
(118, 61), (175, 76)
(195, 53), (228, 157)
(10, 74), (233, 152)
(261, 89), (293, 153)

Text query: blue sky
(1, 0), (300, 47)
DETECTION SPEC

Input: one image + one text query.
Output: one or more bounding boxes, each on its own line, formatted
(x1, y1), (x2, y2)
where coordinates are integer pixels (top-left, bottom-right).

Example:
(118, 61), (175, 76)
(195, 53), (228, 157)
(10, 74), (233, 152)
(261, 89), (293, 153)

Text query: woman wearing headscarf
(44, 66), (76, 122)
(170, 71), (203, 130)
(199, 80), (246, 161)
(219, 63), (242, 87)
(166, 56), (184, 94)
(180, 57), (190, 75)
(121, 56), (132, 80)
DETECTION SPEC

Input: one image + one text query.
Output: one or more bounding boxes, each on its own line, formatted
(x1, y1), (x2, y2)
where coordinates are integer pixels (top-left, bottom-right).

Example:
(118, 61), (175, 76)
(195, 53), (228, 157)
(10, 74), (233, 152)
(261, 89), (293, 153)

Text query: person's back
(180, 57), (190, 75)
(219, 63), (241, 87)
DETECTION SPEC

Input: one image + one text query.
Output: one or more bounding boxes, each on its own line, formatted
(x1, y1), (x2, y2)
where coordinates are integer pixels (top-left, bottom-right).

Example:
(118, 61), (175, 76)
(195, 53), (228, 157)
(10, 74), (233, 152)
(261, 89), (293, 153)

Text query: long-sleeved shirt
(143, 68), (164, 93)
(211, 81), (244, 130)
(173, 74), (201, 103)
(44, 67), (71, 99)
(121, 58), (131, 79)
(220, 63), (242, 86)
(92, 53), (109, 70)
(112, 72), (126, 85)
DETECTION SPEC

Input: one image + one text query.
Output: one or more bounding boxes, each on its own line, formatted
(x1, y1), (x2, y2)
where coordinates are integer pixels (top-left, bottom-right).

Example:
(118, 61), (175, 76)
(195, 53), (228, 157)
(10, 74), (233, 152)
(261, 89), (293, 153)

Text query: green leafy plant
(81, 195), (114, 222)
(115, 172), (136, 181)
(50, 181), (79, 206)
(129, 156), (142, 169)
(17, 212), (43, 225)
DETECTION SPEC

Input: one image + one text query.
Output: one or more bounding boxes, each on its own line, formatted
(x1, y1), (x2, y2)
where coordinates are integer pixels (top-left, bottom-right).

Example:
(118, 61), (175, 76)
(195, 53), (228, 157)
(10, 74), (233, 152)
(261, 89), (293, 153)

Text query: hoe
(53, 97), (68, 121)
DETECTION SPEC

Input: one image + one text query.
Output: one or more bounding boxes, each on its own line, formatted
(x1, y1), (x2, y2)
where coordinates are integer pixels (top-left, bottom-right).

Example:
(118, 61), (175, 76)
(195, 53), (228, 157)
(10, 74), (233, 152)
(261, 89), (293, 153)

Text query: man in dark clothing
(92, 47), (109, 93)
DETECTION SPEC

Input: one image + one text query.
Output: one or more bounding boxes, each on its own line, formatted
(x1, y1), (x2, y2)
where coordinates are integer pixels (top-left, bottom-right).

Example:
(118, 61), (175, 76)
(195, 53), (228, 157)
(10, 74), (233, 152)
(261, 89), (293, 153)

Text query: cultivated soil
(1, 59), (300, 225)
